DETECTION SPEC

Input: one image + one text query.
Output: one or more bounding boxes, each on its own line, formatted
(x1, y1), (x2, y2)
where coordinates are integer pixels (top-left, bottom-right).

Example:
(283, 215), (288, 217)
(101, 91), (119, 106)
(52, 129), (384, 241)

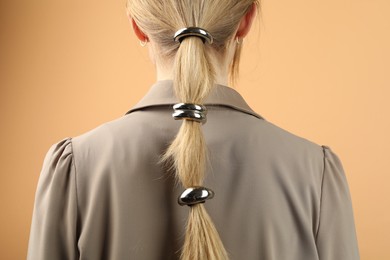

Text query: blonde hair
(126, 1), (259, 259)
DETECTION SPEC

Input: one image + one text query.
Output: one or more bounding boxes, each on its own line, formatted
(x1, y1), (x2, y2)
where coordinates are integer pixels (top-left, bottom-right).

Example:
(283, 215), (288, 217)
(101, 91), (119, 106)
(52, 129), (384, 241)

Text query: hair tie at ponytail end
(178, 186), (215, 206)
(172, 103), (207, 124)
(174, 27), (214, 44)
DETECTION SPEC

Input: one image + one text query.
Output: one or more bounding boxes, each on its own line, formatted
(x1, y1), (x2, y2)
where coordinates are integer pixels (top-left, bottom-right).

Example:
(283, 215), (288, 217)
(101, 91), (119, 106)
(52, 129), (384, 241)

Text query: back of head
(126, 1), (259, 259)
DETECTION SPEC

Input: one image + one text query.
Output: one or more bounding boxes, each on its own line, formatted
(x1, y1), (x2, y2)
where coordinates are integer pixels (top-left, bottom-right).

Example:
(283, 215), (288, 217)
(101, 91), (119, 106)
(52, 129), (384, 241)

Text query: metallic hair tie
(174, 27), (214, 44)
(172, 103), (207, 124)
(178, 186), (215, 206)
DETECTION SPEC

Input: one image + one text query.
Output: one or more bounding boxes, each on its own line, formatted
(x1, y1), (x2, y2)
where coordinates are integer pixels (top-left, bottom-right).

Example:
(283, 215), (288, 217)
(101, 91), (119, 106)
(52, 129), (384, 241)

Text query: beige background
(1, 0), (389, 259)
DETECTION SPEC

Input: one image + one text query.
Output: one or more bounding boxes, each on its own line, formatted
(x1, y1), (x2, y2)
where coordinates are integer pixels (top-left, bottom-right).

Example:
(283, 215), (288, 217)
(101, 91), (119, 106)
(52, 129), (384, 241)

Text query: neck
(156, 65), (229, 86)
(153, 48), (232, 87)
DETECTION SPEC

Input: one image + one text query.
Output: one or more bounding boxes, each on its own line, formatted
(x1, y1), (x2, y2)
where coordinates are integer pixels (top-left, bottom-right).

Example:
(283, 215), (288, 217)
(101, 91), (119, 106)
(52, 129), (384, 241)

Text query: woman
(27, 0), (359, 259)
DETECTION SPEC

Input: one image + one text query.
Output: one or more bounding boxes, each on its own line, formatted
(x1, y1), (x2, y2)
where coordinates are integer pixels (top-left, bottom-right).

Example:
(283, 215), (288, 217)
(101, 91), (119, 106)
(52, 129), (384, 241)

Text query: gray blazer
(28, 80), (359, 259)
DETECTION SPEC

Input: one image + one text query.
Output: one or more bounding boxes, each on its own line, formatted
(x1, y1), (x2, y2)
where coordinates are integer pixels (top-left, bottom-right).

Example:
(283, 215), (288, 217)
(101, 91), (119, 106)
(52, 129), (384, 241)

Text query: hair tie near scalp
(174, 27), (214, 44)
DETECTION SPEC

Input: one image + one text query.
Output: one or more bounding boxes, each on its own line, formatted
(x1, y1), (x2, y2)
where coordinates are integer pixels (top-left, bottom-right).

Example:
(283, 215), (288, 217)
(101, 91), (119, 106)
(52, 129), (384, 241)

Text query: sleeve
(315, 146), (360, 260)
(27, 138), (79, 260)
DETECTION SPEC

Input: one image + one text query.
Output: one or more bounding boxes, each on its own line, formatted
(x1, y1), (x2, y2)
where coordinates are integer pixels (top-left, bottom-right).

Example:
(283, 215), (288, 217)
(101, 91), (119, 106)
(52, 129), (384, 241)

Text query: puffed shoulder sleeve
(316, 146), (360, 260)
(27, 138), (78, 260)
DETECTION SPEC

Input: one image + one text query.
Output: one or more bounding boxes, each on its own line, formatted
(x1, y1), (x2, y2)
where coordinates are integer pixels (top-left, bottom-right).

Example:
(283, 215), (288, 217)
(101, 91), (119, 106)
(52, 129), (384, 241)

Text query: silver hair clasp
(174, 27), (214, 44)
(172, 103), (207, 124)
(178, 186), (215, 206)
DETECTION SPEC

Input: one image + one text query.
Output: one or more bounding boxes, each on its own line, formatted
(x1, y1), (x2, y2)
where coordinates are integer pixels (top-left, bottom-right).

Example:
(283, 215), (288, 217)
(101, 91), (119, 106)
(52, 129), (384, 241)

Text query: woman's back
(28, 80), (359, 259)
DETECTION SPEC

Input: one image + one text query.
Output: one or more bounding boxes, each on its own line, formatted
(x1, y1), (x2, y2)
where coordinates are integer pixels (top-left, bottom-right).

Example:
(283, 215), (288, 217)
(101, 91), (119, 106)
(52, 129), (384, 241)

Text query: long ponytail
(126, 1), (260, 259)
(162, 36), (228, 259)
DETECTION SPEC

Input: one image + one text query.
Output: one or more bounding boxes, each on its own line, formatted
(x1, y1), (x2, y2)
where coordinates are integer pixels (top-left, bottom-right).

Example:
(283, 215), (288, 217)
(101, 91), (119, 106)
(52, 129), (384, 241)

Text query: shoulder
(260, 120), (348, 184)
(68, 111), (169, 169)
(240, 116), (325, 161)
(71, 113), (148, 151)
(246, 117), (330, 181)
(41, 138), (74, 177)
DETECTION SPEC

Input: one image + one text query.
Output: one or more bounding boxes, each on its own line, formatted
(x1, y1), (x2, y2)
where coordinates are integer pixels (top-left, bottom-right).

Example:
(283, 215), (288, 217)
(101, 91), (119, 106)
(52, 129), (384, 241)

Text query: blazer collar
(125, 80), (264, 120)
